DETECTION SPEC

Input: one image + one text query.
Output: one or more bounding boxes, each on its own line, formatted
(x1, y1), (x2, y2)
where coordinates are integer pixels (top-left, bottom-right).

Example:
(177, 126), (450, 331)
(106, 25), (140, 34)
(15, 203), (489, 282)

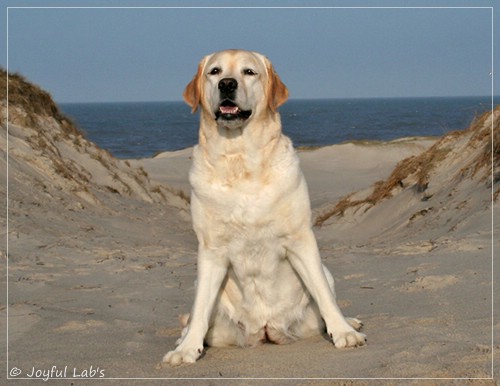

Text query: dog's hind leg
(204, 311), (243, 347)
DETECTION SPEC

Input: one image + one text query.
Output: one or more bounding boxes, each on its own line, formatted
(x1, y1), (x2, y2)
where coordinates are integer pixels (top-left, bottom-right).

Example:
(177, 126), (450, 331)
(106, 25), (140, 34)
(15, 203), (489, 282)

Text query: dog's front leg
(286, 230), (366, 348)
(163, 250), (227, 365)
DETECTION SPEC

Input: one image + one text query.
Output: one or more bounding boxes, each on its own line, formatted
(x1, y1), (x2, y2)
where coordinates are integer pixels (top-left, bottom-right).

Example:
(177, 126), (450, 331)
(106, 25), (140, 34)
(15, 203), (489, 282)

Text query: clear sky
(2, 1), (498, 103)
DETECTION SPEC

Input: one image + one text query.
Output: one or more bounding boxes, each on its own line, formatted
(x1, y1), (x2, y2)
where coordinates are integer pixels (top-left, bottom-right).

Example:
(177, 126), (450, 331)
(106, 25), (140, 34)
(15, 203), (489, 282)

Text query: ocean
(60, 96), (496, 160)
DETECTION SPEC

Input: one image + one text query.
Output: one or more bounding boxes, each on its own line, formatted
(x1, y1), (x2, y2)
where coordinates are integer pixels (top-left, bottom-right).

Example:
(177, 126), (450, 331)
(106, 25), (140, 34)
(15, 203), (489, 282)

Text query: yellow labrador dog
(163, 49), (366, 365)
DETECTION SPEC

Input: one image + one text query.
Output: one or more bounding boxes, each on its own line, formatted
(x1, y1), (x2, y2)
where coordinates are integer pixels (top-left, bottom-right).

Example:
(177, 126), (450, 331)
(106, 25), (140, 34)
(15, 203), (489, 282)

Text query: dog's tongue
(220, 105), (239, 114)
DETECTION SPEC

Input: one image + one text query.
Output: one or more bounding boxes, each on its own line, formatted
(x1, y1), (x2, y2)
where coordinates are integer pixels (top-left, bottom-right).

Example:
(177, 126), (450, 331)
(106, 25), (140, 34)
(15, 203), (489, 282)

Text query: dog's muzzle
(215, 78), (252, 121)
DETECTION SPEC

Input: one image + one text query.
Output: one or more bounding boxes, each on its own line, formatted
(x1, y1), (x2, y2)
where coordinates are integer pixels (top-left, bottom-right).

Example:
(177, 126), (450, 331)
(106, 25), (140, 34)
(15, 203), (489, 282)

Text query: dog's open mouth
(215, 100), (252, 121)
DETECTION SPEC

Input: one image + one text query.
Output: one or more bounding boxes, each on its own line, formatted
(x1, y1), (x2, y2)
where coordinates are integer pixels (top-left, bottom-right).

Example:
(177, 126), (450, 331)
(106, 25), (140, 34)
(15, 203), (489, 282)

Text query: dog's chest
(190, 142), (311, 252)
(192, 152), (296, 225)
(208, 179), (282, 230)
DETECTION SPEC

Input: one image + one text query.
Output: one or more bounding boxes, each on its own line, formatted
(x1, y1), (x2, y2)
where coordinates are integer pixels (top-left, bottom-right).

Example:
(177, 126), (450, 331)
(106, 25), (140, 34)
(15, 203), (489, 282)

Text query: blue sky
(2, 1), (498, 103)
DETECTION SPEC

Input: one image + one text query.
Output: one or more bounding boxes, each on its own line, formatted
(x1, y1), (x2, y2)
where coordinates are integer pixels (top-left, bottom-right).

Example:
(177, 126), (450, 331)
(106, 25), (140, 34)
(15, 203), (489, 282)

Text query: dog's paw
(330, 328), (366, 348)
(162, 346), (203, 366)
(346, 317), (363, 331)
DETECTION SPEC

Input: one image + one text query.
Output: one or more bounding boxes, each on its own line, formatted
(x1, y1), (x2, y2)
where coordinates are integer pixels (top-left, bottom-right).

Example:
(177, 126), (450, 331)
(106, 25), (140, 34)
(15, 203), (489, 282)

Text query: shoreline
(151, 135), (440, 157)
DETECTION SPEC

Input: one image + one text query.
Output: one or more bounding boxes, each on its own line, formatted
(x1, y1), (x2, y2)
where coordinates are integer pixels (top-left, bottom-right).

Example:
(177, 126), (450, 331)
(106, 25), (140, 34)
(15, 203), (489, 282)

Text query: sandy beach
(2, 72), (499, 384)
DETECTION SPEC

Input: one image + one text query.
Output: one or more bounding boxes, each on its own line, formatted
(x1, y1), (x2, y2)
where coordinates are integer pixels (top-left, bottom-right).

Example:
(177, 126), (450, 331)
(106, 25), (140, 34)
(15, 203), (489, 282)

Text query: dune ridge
(315, 106), (499, 246)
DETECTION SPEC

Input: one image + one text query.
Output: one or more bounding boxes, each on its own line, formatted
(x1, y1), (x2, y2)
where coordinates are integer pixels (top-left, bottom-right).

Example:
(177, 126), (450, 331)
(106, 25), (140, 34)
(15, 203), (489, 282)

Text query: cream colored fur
(163, 50), (366, 365)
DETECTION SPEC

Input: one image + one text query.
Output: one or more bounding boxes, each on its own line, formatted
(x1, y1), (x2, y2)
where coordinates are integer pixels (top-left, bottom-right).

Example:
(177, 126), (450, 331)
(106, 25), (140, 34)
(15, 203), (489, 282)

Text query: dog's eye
(243, 69), (257, 76)
(209, 67), (221, 75)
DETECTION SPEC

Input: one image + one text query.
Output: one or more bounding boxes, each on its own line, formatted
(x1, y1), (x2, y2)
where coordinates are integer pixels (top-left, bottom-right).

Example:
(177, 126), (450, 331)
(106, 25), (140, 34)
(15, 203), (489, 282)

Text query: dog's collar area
(215, 99), (252, 121)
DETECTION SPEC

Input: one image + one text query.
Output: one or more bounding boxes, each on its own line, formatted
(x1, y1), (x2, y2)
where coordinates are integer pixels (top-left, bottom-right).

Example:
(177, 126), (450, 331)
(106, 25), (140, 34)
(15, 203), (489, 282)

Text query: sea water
(60, 96), (496, 159)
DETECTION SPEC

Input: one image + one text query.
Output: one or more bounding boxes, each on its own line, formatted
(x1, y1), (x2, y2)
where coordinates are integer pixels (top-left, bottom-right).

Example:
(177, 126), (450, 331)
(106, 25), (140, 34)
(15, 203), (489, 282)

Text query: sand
(1, 75), (499, 384)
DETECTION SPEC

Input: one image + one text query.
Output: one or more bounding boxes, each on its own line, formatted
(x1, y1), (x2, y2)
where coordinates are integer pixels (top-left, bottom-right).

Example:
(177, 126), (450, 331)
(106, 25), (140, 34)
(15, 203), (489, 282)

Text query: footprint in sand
(54, 319), (107, 332)
(398, 275), (458, 292)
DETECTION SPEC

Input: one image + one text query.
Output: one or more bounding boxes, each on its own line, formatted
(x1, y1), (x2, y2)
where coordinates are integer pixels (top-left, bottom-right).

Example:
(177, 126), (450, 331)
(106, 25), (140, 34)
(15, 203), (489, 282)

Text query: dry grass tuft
(152, 185), (191, 204)
(1, 68), (81, 137)
(470, 108), (500, 179)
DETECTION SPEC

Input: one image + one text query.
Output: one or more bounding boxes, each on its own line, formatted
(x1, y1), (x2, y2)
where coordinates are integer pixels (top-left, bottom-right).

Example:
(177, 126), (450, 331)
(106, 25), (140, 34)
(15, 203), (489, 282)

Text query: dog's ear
(266, 60), (289, 112)
(183, 56), (208, 113)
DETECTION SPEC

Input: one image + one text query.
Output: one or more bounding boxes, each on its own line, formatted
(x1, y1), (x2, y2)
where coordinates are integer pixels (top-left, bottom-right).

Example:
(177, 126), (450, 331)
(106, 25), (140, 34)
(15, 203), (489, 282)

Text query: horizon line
(57, 95), (499, 105)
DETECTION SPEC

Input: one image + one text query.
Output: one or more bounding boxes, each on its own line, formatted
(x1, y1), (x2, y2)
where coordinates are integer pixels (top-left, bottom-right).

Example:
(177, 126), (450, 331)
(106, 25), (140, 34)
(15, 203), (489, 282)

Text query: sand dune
(316, 107), (499, 245)
(2, 71), (498, 382)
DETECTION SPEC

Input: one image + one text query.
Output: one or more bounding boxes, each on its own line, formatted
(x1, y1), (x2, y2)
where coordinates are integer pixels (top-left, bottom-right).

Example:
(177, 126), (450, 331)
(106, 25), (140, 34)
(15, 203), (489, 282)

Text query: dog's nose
(218, 78), (237, 97)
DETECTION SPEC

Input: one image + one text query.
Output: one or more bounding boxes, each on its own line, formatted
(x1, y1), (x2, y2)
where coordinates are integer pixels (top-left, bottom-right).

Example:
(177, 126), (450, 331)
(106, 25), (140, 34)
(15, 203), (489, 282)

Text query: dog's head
(184, 50), (288, 130)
